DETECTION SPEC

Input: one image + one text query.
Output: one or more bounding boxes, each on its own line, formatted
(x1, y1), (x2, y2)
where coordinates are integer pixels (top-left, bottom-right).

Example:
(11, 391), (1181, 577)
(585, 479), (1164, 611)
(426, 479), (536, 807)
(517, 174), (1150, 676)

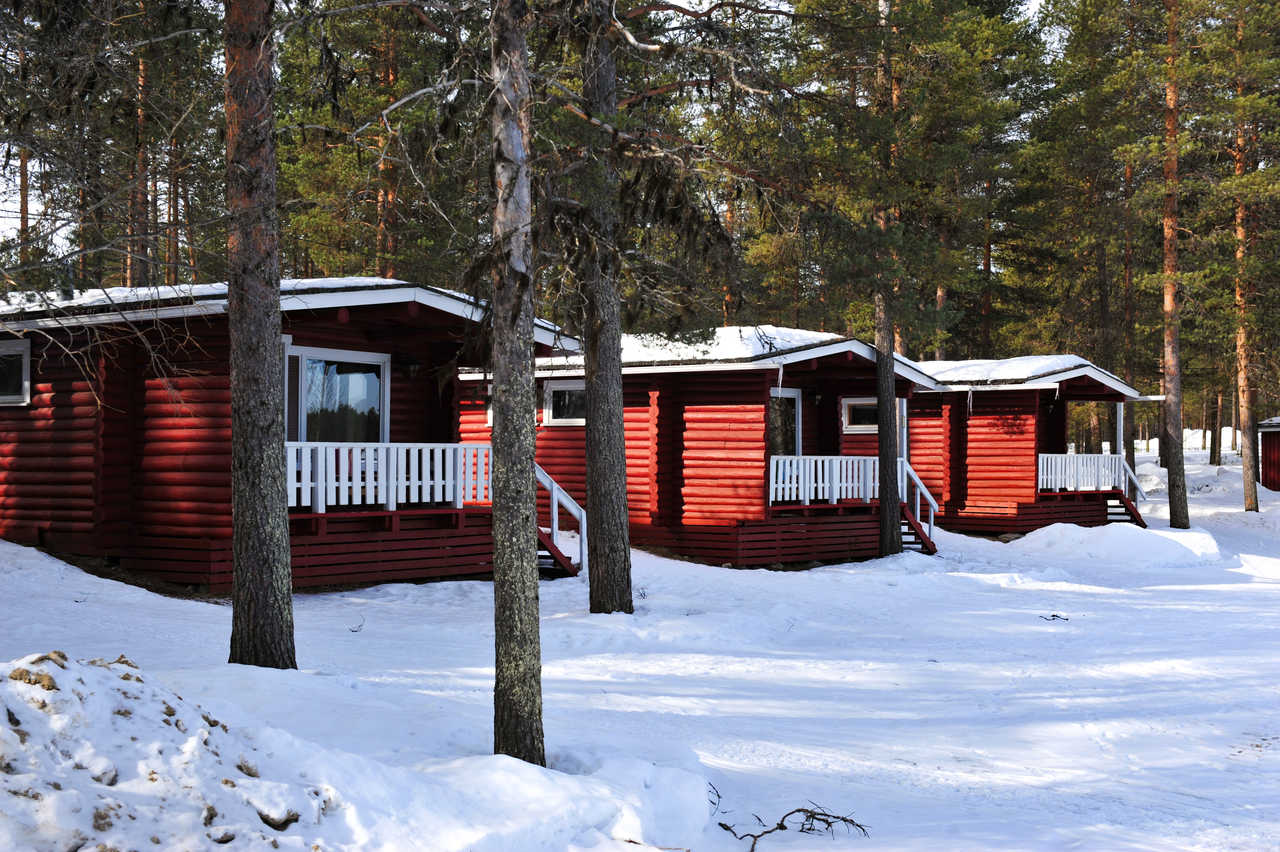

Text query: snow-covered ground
(2, 452), (1278, 850)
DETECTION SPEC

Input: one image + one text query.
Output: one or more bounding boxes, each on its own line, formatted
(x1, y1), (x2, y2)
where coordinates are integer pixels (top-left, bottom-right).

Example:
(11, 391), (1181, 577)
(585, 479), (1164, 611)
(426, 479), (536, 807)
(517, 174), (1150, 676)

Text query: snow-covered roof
(916, 355), (1141, 398)
(617, 325), (842, 363)
(1260, 416), (1280, 431)
(461, 324), (938, 388)
(0, 277), (577, 351)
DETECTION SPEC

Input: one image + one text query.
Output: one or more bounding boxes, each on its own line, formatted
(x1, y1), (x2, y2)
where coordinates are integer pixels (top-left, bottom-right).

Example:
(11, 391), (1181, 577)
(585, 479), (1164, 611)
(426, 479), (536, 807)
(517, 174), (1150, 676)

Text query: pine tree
(489, 0), (545, 767)
(225, 0), (297, 669)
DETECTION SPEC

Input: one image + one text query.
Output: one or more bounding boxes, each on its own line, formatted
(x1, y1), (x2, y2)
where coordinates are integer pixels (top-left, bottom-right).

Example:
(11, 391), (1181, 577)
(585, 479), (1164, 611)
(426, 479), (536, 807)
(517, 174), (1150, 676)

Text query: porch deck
(935, 453), (1146, 534)
(765, 455), (939, 554)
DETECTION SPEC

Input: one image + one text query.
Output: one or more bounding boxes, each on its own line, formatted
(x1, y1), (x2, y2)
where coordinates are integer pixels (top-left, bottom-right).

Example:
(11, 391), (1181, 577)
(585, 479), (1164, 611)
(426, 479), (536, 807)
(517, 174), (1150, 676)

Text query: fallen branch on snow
(719, 804), (869, 850)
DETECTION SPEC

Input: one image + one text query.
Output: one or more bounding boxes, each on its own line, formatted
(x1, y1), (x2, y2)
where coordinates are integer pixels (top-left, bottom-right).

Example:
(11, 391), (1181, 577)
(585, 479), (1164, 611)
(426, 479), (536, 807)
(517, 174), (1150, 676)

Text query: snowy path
(2, 454), (1278, 849)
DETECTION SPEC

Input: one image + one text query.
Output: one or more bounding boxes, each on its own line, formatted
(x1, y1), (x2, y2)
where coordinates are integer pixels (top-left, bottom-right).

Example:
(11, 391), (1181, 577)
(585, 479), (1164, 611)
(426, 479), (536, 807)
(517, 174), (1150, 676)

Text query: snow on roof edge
(0, 276), (572, 341)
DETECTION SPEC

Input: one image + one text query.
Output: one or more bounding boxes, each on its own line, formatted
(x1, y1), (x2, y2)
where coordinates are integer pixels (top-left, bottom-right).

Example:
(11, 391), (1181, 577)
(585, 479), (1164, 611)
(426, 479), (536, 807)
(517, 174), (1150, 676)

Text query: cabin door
(768, 387), (803, 456)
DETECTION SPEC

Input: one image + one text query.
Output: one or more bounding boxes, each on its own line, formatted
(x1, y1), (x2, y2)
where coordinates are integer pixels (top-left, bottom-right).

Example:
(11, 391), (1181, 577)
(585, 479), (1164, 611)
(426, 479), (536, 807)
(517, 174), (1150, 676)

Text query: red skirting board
(631, 506), (882, 567)
(937, 492), (1115, 534)
(121, 508), (499, 592)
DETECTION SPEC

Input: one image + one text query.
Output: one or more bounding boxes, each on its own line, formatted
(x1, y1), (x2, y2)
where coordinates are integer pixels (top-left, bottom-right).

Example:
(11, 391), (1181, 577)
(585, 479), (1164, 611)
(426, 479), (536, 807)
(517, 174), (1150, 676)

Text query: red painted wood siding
(963, 390), (1040, 506)
(680, 372), (769, 524)
(0, 303), (480, 588)
(457, 379), (656, 527)
(0, 339), (101, 548)
(1262, 431), (1280, 491)
(908, 396), (948, 501)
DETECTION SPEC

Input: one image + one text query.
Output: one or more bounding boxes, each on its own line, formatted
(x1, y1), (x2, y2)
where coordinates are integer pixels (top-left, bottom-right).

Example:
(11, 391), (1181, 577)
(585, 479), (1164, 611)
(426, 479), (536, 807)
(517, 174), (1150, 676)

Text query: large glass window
(306, 358), (383, 442)
(0, 339), (30, 406)
(284, 343), (389, 443)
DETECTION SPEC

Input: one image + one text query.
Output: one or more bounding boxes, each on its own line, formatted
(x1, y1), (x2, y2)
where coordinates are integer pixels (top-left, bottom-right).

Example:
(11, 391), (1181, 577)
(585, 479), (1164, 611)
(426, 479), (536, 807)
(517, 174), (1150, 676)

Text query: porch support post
(898, 398), (909, 462)
(1115, 402), (1124, 455)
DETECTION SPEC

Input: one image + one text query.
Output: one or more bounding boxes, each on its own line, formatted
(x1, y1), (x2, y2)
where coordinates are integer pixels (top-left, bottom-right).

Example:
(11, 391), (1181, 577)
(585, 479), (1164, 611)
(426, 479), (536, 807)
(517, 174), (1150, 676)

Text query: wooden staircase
(536, 529), (580, 575)
(900, 502), (938, 555)
(1106, 490), (1146, 528)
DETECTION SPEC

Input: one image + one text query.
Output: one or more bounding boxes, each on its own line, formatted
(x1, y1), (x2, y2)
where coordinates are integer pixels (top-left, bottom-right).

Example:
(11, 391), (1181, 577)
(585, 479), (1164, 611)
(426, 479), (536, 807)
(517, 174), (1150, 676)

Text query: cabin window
(768, 387), (803, 456)
(0, 339), (31, 406)
(841, 397), (878, 434)
(285, 343), (390, 443)
(543, 379), (587, 426)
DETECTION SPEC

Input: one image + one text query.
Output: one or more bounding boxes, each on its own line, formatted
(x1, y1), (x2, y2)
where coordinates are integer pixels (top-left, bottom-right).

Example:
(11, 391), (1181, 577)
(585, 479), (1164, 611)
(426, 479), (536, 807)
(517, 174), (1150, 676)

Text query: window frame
(0, 338), (32, 407)
(768, 386), (804, 456)
(285, 340), (391, 443)
(840, 396), (878, 435)
(542, 379), (587, 427)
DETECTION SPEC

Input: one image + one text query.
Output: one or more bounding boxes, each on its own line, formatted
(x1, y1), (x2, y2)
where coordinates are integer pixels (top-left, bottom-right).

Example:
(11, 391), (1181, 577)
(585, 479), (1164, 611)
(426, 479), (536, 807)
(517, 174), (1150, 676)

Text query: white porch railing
(1037, 453), (1147, 499)
(285, 442), (491, 512)
(767, 455), (937, 539)
(283, 441), (588, 570)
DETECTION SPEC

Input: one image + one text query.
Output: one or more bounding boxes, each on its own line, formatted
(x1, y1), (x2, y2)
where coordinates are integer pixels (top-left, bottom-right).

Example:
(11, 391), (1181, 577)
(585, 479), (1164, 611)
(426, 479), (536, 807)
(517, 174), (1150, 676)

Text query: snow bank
(0, 651), (708, 851)
(1008, 522), (1221, 568)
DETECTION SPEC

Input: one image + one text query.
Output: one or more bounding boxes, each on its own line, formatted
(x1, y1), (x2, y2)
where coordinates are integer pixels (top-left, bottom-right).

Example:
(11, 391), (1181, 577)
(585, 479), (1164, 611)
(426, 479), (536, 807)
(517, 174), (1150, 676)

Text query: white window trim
(769, 386), (803, 454)
(0, 338), (32, 406)
(841, 396), (878, 435)
(285, 340), (392, 442)
(543, 379), (587, 426)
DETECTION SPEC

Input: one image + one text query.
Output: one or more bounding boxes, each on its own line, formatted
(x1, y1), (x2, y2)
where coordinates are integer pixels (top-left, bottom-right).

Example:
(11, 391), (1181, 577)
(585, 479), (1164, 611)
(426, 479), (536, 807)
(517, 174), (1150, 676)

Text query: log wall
(1, 304), (487, 589)
(0, 339), (101, 551)
(1262, 430), (1280, 491)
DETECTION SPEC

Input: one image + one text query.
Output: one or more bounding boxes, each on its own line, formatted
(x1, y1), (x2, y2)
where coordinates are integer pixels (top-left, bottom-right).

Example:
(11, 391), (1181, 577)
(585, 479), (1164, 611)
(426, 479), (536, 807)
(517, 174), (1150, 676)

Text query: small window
(0, 339), (31, 406)
(544, 379), (587, 426)
(841, 397), (877, 434)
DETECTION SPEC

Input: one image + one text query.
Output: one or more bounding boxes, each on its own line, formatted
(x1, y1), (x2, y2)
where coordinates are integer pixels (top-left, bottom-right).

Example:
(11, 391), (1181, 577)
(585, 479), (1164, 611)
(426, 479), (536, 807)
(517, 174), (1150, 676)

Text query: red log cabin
(1261, 417), (1280, 492)
(0, 277), (586, 590)
(458, 326), (943, 567)
(907, 356), (1148, 534)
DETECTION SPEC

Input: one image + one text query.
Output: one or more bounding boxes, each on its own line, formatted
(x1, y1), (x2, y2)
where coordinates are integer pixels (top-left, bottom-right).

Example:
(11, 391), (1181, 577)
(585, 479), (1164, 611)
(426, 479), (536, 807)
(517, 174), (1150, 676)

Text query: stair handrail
(534, 463), (588, 573)
(896, 457), (938, 540)
(1119, 457), (1147, 501)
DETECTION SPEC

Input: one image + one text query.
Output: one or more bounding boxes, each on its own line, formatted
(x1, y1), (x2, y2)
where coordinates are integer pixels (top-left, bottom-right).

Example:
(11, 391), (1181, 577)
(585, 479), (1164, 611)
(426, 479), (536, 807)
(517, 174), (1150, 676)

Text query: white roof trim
(1260, 417), (1280, 432)
(0, 281), (577, 352)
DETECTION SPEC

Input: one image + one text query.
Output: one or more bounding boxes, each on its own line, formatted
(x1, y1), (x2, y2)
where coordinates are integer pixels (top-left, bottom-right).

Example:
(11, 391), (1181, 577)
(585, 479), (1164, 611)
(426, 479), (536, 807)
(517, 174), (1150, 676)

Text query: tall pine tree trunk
(167, 134), (179, 288)
(489, 0), (545, 767)
(18, 146), (29, 275)
(376, 18), (399, 278)
(1161, 0), (1189, 528)
(183, 176), (200, 284)
(1232, 11), (1259, 512)
(225, 0), (297, 669)
(581, 0), (633, 615)
(128, 29), (150, 289)
(17, 49), (28, 276)
(1122, 161), (1137, 496)
(874, 0), (901, 555)
(1210, 390), (1222, 466)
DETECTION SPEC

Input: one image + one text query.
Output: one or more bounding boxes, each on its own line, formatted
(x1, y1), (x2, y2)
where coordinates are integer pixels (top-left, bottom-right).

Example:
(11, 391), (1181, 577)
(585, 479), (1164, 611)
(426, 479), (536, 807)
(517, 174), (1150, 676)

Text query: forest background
(1, 0), (1276, 451)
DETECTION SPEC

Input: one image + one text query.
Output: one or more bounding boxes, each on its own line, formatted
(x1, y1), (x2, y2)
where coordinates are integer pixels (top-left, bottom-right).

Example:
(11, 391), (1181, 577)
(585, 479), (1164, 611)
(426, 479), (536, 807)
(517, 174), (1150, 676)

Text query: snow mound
(0, 650), (324, 850)
(1007, 522), (1221, 568)
(0, 652), (709, 851)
